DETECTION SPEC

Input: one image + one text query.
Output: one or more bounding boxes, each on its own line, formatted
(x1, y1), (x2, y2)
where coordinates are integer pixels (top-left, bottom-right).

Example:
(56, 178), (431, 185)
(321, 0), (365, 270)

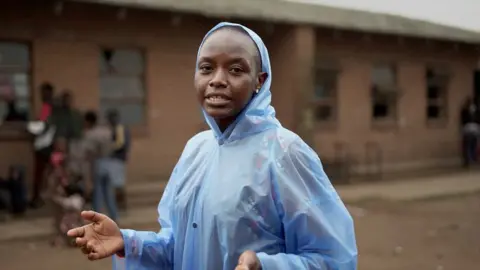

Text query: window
(99, 48), (146, 126)
(426, 65), (449, 121)
(371, 63), (398, 120)
(313, 58), (339, 123)
(0, 42), (30, 122)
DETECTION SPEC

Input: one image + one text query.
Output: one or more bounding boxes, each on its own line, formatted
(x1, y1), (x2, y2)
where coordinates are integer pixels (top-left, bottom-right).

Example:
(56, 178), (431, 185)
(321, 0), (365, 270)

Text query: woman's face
(194, 28), (267, 130)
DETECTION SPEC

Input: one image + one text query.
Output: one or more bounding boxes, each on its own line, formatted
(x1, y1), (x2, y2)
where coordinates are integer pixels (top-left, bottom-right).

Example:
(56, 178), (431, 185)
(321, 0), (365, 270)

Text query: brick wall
(0, 1), (296, 181)
(313, 30), (478, 173)
(0, 0), (478, 183)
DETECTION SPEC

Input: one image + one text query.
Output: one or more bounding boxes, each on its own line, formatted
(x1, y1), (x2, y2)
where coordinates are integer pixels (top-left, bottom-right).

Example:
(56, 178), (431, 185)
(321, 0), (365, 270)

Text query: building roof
(72, 0), (480, 44)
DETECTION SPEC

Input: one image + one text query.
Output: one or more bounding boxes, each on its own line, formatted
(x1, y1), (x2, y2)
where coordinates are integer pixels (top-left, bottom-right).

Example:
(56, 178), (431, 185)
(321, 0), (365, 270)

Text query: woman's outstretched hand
(235, 250), (261, 270)
(67, 211), (124, 260)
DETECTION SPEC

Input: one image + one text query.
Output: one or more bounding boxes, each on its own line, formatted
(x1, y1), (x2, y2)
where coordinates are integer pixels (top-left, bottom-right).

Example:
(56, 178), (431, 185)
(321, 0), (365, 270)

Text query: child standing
(48, 137), (84, 246)
(52, 183), (85, 246)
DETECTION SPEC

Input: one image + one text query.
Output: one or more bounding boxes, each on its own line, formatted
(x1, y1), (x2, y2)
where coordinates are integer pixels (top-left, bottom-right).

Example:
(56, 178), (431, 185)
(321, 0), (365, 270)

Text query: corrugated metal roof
(71, 0), (480, 44)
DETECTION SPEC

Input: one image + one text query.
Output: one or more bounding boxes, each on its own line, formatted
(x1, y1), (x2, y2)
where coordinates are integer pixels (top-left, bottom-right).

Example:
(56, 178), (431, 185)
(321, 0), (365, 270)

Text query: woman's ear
(256, 72), (268, 90)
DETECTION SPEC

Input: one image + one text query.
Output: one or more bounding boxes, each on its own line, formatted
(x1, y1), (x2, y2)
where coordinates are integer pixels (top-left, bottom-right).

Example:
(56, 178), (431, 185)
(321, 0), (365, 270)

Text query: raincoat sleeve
(112, 166), (179, 270)
(256, 138), (358, 270)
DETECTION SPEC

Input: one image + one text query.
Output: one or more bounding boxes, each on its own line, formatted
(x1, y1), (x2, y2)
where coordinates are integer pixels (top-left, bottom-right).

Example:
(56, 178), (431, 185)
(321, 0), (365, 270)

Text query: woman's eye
(230, 67), (243, 74)
(199, 66), (213, 72)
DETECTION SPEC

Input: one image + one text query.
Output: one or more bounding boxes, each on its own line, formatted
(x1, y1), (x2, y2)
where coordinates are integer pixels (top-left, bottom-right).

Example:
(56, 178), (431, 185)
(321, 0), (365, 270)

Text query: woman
(68, 22), (357, 270)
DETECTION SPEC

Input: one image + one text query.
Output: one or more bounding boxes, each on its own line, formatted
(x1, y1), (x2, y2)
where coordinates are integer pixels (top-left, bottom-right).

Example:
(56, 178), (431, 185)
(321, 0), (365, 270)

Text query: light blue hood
(197, 22), (281, 144)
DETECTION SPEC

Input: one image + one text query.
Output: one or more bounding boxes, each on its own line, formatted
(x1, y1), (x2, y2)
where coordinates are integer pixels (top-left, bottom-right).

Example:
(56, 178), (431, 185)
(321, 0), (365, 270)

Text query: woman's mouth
(205, 95), (231, 106)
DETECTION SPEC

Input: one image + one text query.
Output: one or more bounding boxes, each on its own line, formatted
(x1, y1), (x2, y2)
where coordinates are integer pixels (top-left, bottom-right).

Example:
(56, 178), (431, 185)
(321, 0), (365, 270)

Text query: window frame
(370, 61), (399, 127)
(311, 57), (340, 128)
(98, 46), (148, 134)
(425, 63), (450, 127)
(0, 40), (33, 140)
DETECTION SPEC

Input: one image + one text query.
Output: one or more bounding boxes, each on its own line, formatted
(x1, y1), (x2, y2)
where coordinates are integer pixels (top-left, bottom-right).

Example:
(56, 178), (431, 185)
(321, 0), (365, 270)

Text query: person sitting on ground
(0, 165), (27, 219)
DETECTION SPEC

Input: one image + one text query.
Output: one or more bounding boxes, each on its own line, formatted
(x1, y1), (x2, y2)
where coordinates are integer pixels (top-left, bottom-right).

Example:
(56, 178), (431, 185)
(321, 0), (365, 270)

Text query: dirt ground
(1, 194), (479, 270)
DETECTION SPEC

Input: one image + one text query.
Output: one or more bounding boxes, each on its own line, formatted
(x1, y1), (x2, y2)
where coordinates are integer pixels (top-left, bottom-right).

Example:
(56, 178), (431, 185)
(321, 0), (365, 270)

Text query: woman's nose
(209, 69), (227, 88)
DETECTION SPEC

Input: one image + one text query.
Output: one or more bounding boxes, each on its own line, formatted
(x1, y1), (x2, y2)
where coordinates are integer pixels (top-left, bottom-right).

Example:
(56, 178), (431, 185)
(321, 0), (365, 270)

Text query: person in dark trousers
(106, 109), (130, 211)
(83, 111), (119, 221)
(30, 82), (55, 208)
(460, 97), (480, 167)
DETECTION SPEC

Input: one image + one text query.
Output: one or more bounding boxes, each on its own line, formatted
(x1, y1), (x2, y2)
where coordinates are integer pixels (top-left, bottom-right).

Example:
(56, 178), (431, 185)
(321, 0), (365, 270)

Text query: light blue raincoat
(114, 22), (357, 270)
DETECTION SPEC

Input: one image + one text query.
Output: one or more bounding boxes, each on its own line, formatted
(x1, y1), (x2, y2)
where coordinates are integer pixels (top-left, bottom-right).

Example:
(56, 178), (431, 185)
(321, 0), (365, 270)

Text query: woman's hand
(235, 250), (261, 270)
(67, 210), (124, 260)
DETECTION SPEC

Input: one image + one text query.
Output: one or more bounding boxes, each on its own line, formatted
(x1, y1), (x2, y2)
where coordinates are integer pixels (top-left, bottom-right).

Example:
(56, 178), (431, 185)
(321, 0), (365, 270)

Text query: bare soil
(1, 194), (479, 270)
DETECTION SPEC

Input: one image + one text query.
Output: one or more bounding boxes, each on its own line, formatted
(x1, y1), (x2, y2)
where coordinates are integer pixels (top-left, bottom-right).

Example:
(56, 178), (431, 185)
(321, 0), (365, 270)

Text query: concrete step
(342, 165), (480, 185)
(126, 180), (166, 208)
(0, 181), (166, 243)
(128, 193), (161, 208)
(126, 180), (167, 197)
(14, 181), (168, 221)
(337, 170), (480, 203)
(125, 172), (170, 185)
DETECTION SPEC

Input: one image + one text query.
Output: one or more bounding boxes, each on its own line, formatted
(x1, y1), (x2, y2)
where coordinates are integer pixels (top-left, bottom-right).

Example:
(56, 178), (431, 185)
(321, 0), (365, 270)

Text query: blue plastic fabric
(113, 22), (357, 270)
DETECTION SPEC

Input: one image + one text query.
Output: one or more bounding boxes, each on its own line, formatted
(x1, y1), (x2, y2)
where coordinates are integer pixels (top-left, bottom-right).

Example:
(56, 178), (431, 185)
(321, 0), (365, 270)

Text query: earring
(255, 88), (260, 94)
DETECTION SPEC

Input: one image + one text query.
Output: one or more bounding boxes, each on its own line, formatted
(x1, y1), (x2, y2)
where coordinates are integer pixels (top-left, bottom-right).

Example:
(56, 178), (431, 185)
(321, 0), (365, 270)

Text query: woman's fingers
(75, 236), (106, 261)
(80, 245), (90, 255)
(67, 226), (85, 237)
(76, 237), (88, 247)
(87, 251), (101, 261)
(87, 240), (103, 261)
(81, 210), (108, 223)
(86, 241), (95, 251)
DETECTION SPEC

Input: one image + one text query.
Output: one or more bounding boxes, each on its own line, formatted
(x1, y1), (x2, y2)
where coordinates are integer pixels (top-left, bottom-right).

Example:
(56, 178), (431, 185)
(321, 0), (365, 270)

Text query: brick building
(0, 0), (479, 183)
